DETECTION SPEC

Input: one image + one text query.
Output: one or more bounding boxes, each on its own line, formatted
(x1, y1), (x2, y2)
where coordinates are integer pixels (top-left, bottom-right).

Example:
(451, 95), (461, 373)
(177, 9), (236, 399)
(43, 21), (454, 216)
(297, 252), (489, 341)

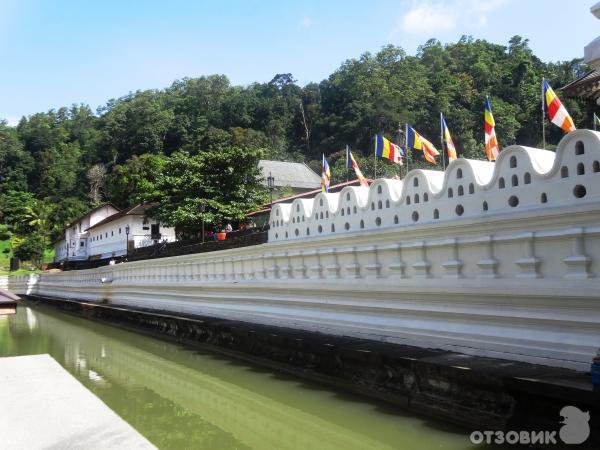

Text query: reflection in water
(0, 302), (473, 450)
(25, 307), (37, 330)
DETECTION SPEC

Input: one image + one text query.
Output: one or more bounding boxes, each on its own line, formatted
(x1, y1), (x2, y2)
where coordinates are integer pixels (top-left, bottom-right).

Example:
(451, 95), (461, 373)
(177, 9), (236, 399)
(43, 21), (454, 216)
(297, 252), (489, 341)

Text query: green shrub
(13, 233), (46, 268)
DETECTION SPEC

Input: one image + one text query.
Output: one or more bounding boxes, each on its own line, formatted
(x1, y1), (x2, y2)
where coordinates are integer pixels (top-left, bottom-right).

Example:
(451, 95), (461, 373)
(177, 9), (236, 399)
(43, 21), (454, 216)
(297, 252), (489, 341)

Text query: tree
(0, 121), (33, 192)
(0, 191), (38, 234)
(87, 164), (107, 206)
(107, 154), (166, 207)
(99, 90), (175, 163)
(152, 147), (268, 228)
(12, 233), (46, 268)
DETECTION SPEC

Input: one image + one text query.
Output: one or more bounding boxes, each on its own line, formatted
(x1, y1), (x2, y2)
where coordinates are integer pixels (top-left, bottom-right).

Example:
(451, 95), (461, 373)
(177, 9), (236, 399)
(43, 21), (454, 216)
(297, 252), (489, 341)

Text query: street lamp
(200, 202), (206, 243)
(267, 171), (275, 210)
(125, 225), (130, 259)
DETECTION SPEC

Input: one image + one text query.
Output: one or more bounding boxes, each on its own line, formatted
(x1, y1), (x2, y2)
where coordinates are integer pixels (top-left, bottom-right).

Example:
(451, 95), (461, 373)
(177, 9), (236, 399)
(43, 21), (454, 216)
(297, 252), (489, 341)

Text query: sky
(0, 0), (597, 124)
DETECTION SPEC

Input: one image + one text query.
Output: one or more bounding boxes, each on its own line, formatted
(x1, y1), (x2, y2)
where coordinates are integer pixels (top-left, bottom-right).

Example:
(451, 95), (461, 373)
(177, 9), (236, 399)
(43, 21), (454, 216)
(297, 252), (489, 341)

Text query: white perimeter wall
(10, 130), (600, 372)
(9, 202), (600, 372)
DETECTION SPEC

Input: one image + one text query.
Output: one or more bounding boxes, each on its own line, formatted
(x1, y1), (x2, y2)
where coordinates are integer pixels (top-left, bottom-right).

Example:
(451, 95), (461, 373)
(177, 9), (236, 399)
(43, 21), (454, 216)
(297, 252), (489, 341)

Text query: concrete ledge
(0, 354), (155, 449)
(25, 295), (600, 444)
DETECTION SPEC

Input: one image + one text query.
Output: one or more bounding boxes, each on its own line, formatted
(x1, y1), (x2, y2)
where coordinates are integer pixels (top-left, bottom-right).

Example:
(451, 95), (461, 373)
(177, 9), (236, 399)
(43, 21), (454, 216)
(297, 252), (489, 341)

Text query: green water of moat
(0, 302), (475, 449)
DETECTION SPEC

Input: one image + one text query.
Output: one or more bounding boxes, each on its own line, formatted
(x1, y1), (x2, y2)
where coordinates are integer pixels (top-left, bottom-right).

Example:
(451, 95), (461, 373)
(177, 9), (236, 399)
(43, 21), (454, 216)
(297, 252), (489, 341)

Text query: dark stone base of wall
(24, 295), (599, 446)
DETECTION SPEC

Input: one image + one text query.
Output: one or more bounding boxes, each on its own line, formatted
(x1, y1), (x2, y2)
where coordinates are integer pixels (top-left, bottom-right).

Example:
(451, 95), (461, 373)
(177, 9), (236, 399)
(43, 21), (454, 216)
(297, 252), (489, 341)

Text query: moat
(0, 302), (472, 449)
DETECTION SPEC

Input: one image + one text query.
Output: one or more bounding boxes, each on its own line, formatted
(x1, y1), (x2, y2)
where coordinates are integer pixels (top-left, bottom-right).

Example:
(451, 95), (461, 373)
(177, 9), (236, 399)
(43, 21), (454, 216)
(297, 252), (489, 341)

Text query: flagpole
(440, 112), (446, 171)
(405, 124), (409, 178)
(374, 135), (377, 179)
(321, 154), (324, 192)
(541, 78), (546, 149)
(345, 146), (349, 183)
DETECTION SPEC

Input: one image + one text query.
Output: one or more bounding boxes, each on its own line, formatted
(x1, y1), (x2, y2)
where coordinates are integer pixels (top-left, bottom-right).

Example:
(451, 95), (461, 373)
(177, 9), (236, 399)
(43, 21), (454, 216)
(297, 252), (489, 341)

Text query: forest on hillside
(0, 35), (595, 259)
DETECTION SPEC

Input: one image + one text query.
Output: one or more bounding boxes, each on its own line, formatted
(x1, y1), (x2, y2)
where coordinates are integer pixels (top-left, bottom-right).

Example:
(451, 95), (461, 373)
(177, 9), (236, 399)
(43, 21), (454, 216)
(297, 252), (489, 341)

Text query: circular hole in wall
(573, 185), (586, 199)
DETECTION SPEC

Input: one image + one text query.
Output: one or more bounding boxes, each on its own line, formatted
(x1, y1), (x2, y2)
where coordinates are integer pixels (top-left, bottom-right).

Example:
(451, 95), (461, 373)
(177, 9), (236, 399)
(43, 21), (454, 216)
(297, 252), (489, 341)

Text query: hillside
(0, 36), (595, 247)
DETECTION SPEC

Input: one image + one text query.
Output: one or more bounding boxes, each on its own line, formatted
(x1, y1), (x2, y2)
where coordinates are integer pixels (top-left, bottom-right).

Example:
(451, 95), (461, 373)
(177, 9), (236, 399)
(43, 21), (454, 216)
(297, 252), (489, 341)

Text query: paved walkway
(0, 354), (155, 449)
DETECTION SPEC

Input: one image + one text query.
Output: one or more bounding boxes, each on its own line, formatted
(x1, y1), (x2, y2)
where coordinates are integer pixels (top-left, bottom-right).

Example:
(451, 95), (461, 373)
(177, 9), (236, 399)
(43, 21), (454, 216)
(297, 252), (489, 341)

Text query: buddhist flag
(484, 97), (500, 161)
(321, 154), (331, 193)
(441, 113), (457, 163)
(375, 135), (404, 165)
(543, 79), (575, 134)
(346, 146), (369, 187)
(406, 125), (439, 165)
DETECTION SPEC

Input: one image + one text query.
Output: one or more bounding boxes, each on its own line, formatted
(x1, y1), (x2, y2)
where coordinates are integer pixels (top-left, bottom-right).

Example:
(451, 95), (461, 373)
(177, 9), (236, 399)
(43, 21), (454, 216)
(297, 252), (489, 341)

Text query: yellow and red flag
(406, 125), (439, 165)
(321, 154), (331, 193)
(484, 97), (500, 161)
(543, 79), (576, 133)
(375, 135), (404, 165)
(441, 113), (457, 163)
(346, 146), (369, 187)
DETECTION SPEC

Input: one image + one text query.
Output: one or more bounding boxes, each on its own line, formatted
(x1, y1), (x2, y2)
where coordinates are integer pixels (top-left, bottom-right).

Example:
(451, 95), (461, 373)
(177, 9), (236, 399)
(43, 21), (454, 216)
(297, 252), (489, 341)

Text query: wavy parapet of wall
(269, 130), (600, 242)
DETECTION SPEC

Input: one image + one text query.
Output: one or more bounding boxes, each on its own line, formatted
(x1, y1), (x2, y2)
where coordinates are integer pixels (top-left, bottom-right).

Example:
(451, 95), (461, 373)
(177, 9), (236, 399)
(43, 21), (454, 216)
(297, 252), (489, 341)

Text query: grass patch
(0, 239), (12, 271)
(0, 269), (42, 276)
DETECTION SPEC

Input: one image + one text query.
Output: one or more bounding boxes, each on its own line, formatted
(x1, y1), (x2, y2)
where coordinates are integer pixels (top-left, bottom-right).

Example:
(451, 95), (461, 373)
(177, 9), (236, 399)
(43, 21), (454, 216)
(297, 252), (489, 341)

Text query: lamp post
(125, 225), (130, 259)
(200, 202), (206, 243)
(267, 171), (275, 211)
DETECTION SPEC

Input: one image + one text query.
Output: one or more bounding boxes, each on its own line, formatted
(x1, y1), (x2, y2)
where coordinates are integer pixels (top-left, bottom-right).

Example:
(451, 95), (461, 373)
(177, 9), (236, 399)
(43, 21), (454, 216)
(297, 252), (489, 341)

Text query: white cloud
(392, 0), (508, 37)
(399, 3), (456, 35)
(298, 17), (313, 29)
(3, 116), (21, 126)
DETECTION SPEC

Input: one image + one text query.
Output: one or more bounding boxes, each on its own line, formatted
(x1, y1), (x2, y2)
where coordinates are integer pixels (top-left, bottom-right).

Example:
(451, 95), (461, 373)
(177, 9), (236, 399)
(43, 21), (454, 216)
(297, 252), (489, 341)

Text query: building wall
(55, 204), (119, 262)
(88, 216), (176, 259)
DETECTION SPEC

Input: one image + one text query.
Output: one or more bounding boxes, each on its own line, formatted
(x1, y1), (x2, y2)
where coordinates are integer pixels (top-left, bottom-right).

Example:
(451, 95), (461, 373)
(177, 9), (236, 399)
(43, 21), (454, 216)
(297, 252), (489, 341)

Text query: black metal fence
(129, 229), (268, 261)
